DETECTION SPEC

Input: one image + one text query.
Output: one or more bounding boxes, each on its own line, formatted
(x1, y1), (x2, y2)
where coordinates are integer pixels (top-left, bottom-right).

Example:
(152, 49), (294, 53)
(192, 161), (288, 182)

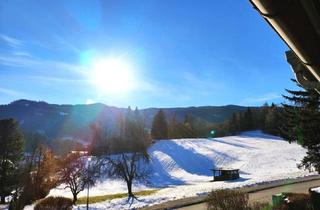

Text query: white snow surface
(47, 131), (315, 210)
(311, 187), (320, 193)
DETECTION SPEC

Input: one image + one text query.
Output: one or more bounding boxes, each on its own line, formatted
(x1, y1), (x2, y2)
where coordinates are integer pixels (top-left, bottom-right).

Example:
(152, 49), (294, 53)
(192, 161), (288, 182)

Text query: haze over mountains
(0, 99), (251, 141)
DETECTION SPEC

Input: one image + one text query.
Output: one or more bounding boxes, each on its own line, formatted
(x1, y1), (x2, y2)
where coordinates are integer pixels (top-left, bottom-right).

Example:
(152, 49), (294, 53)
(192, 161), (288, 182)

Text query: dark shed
(210, 168), (240, 181)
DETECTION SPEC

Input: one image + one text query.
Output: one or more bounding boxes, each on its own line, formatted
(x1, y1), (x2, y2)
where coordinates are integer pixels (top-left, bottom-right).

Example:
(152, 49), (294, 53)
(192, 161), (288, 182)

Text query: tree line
(151, 109), (215, 139)
(222, 103), (282, 136)
(150, 105), (282, 140)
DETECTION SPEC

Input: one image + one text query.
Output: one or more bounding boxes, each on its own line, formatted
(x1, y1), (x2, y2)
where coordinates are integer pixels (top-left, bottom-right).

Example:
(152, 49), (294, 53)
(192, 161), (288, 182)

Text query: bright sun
(90, 57), (136, 95)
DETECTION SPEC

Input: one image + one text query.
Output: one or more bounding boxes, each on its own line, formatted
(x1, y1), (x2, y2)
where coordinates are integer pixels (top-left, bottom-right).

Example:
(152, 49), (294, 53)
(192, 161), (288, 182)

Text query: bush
(34, 196), (73, 210)
(206, 189), (249, 210)
(206, 189), (272, 210)
(273, 193), (314, 210)
(250, 202), (272, 210)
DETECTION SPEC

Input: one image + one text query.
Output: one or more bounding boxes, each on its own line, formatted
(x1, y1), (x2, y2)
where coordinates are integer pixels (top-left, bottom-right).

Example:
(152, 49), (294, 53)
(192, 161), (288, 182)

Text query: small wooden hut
(210, 168), (239, 181)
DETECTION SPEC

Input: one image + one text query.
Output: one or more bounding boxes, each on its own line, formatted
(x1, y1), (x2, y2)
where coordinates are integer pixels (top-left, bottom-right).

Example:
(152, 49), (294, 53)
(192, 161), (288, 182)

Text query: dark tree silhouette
(280, 80), (320, 173)
(106, 152), (150, 198)
(227, 113), (240, 135)
(25, 146), (58, 202)
(58, 154), (87, 204)
(151, 109), (168, 140)
(8, 135), (55, 208)
(243, 108), (254, 131)
(97, 107), (151, 199)
(263, 103), (281, 136)
(0, 119), (24, 204)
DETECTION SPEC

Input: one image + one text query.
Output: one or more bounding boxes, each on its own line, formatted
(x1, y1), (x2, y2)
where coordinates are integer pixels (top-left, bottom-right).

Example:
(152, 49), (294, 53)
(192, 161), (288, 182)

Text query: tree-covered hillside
(0, 99), (250, 142)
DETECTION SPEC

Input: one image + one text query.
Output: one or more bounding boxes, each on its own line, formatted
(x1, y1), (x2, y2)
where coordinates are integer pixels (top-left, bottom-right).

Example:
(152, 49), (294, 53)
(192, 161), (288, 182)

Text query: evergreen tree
(183, 114), (197, 137)
(264, 103), (281, 135)
(243, 108), (254, 131)
(167, 114), (192, 139)
(0, 119), (24, 204)
(151, 109), (168, 140)
(259, 102), (269, 130)
(280, 88), (312, 144)
(168, 114), (178, 139)
(227, 113), (239, 135)
(280, 80), (320, 173)
(123, 107), (150, 151)
(89, 123), (109, 156)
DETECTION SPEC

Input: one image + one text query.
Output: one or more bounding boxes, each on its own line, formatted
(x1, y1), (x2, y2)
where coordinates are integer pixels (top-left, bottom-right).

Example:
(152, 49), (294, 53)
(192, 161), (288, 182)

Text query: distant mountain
(0, 99), (251, 142)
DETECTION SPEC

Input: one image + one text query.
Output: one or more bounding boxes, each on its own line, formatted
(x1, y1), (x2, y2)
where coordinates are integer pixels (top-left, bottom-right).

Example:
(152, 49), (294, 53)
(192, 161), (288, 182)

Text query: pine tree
(168, 114), (178, 139)
(259, 102), (269, 130)
(280, 88), (312, 143)
(227, 113), (239, 135)
(0, 119), (24, 204)
(115, 107), (151, 152)
(183, 114), (197, 137)
(89, 123), (109, 156)
(151, 109), (168, 140)
(264, 103), (281, 135)
(280, 80), (320, 173)
(243, 108), (254, 131)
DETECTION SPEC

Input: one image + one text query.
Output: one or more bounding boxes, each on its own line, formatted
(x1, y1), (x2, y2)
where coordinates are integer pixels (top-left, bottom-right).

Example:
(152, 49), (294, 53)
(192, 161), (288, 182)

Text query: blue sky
(0, 0), (297, 108)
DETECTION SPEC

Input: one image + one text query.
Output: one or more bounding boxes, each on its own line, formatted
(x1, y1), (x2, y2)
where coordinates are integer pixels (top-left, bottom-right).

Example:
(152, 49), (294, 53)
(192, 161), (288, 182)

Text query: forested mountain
(0, 99), (250, 142)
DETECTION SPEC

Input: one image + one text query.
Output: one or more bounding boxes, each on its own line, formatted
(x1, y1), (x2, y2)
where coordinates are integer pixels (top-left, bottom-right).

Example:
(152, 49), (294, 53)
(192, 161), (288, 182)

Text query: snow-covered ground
(47, 131), (315, 210)
(310, 186), (320, 193)
(0, 204), (9, 210)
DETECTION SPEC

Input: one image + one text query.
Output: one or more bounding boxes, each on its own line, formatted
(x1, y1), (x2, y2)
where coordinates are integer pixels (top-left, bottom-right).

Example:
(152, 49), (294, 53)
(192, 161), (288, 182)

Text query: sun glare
(90, 57), (136, 95)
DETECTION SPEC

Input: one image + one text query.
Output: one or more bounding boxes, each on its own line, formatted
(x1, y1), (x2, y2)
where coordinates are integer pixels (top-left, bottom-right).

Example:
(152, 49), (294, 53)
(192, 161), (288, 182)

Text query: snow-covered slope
(149, 131), (307, 186)
(49, 131), (315, 209)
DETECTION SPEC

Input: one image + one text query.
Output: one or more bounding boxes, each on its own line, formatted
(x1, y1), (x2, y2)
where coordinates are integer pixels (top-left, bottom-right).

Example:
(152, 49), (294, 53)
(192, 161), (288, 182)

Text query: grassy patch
(76, 189), (159, 205)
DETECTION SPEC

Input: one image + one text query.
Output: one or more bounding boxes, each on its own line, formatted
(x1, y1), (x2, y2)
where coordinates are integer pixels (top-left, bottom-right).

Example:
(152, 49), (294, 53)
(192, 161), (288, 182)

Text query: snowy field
(46, 131), (315, 210)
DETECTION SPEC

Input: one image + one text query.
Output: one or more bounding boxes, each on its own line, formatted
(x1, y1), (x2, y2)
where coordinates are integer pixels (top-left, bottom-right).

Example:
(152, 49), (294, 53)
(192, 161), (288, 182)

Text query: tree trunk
(72, 193), (77, 204)
(0, 195), (5, 204)
(127, 181), (133, 197)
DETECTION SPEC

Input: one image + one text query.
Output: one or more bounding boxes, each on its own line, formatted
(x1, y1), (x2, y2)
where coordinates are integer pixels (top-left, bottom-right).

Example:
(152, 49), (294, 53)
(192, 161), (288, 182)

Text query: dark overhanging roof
(211, 168), (239, 171)
(249, 0), (320, 90)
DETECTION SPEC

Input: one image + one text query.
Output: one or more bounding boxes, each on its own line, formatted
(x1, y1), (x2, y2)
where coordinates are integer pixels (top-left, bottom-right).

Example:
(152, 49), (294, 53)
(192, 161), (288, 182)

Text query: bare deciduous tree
(58, 154), (98, 204)
(106, 152), (150, 198)
(58, 154), (86, 203)
(95, 107), (151, 199)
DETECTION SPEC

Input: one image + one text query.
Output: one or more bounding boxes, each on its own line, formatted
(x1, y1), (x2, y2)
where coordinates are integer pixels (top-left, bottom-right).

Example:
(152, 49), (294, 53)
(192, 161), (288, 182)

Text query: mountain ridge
(0, 99), (254, 141)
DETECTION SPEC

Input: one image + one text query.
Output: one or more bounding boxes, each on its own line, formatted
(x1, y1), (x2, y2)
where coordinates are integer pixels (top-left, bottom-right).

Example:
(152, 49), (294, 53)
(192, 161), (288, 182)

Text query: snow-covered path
(47, 131), (315, 210)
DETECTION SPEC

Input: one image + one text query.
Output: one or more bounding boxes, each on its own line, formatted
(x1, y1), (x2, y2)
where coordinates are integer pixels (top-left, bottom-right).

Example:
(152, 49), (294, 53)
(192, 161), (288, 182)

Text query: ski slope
(48, 131), (315, 209)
